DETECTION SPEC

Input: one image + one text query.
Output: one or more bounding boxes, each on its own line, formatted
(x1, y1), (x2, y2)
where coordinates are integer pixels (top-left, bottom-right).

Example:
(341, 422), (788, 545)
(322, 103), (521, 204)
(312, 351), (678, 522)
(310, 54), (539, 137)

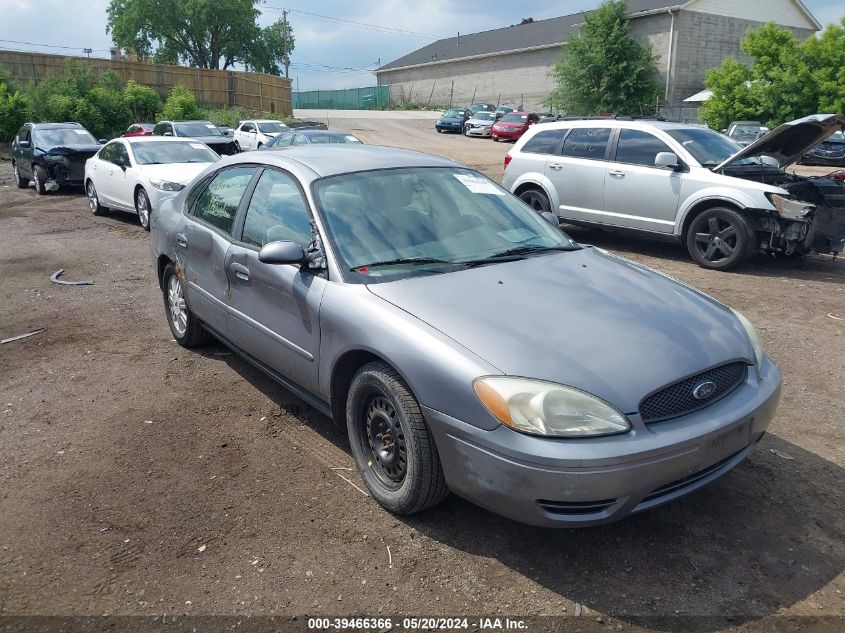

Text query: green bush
(123, 79), (161, 121)
(158, 84), (202, 120)
(0, 82), (27, 141)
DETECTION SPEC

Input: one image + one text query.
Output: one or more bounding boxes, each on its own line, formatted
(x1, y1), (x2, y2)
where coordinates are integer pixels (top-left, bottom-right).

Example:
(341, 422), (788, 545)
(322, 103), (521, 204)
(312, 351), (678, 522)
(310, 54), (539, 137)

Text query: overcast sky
(2, 0), (843, 92)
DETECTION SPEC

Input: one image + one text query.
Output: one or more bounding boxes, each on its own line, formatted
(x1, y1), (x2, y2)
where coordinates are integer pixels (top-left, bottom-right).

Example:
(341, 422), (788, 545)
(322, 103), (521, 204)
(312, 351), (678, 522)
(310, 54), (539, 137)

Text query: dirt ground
(0, 118), (843, 633)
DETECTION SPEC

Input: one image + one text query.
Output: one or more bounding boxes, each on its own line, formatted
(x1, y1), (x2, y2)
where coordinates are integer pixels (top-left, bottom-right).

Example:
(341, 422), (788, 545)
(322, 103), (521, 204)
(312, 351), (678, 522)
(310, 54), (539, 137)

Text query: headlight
(731, 309), (764, 368)
(765, 193), (813, 220)
(149, 179), (185, 192)
(473, 377), (630, 437)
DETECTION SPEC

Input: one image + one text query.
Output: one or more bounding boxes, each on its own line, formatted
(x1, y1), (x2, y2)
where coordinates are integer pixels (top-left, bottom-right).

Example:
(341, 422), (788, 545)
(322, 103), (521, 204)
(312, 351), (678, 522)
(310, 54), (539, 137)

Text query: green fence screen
(292, 85), (390, 110)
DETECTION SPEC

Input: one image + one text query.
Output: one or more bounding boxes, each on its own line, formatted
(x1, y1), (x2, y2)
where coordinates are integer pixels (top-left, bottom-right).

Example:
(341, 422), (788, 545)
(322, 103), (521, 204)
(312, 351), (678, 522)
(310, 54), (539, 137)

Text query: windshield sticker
(498, 228), (537, 243)
(345, 135), (359, 142)
(189, 143), (206, 149)
(205, 123), (216, 129)
(453, 174), (504, 195)
(73, 129), (88, 134)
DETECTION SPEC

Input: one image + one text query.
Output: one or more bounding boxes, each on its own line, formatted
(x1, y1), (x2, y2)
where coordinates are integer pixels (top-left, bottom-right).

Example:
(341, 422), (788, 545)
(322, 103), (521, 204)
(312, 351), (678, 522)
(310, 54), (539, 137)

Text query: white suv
(233, 119), (289, 151)
(502, 115), (845, 270)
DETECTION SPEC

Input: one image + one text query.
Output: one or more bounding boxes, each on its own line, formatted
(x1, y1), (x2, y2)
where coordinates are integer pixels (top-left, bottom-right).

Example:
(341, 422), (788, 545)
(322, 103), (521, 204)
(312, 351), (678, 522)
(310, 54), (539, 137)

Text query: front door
(178, 165), (258, 334)
(602, 128), (682, 233)
(545, 126), (612, 225)
(224, 167), (326, 393)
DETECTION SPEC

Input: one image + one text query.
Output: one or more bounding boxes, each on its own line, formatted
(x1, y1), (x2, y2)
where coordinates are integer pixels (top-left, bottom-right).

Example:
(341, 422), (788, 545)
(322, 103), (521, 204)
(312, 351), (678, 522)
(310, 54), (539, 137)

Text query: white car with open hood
(84, 137), (220, 231)
(233, 119), (289, 151)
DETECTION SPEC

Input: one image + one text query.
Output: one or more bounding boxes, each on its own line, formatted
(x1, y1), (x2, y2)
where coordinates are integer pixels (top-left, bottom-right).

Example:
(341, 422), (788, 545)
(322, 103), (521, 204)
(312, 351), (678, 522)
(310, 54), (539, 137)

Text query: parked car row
(435, 105), (541, 142)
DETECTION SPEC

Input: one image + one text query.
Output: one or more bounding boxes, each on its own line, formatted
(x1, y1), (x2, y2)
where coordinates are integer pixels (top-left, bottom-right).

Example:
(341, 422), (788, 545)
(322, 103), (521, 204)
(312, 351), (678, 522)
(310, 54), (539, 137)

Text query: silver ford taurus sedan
(150, 145), (782, 527)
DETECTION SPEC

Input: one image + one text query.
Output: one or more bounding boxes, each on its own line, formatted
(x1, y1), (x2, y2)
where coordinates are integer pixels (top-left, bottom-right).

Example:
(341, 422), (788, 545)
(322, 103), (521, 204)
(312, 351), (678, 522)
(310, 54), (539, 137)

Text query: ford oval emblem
(692, 381), (717, 400)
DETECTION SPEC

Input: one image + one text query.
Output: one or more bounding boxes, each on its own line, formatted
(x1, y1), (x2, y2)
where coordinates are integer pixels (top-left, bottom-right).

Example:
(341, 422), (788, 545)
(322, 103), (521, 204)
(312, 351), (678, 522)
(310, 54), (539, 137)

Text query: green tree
(123, 79), (161, 121)
(545, 0), (658, 115)
(248, 17), (296, 76)
(107, 0), (284, 71)
(0, 82), (27, 141)
(701, 19), (845, 130)
(158, 84), (203, 120)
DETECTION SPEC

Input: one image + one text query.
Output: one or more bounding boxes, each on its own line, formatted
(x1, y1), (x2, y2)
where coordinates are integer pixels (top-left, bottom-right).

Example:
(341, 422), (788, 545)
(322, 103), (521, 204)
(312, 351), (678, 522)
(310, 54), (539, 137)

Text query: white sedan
(84, 137), (219, 230)
(232, 119), (289, 151)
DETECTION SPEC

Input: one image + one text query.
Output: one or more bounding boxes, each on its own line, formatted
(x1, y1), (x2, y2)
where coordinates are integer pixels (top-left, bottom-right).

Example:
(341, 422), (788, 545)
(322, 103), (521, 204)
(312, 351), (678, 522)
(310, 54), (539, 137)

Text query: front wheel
(161, 263), (209, 347)
(135, 188), (151, 231)
(33, 165), (48, 195)
(686, 207), (755, 271)
(346, 362), (448, 515)
(518, 187), (551, 213)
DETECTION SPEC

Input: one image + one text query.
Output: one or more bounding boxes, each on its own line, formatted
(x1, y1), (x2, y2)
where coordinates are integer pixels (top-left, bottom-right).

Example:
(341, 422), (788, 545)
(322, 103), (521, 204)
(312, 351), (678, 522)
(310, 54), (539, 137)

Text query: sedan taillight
(504, 154), (512, 170)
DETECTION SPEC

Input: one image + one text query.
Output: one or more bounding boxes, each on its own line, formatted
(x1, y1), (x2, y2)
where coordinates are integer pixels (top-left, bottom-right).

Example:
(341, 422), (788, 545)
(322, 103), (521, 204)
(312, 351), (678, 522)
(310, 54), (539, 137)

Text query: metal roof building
(376, 0), (820, 117)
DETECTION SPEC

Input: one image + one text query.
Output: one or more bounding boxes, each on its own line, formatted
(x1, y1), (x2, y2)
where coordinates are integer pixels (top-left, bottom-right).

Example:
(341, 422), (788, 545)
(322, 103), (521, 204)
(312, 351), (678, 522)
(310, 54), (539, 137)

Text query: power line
(265, 7), (442, 39)
(0, 38), (112, 52)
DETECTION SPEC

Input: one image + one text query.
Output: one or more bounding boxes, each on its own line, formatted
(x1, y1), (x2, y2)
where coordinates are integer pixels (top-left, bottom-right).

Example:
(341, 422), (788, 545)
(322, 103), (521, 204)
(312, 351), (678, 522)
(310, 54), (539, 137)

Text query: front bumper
(492, 129), (525, 141)
(435, 122), (463, 132)
(424, 357), (781, 527)
(466, 127), (492, 137)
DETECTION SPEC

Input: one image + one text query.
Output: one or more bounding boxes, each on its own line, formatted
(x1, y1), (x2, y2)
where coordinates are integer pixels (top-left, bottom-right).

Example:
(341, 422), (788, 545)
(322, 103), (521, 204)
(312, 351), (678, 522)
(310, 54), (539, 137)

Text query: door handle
(548, 163), (563, 170)
(609, 170), (626, 177)
(230, 262), (250, 281)
(175, 233), (188, 248)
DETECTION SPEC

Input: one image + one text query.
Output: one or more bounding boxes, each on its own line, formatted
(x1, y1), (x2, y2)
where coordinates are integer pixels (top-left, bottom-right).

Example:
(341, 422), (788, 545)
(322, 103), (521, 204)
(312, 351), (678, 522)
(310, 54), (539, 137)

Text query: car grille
(639, 448), (744, 505)
(537, 498), (616, 515)
(639, 362), (747, 423)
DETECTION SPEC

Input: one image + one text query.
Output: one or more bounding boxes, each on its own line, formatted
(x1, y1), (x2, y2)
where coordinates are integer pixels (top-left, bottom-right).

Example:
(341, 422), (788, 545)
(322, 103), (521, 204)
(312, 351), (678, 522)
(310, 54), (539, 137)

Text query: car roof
(30, 122), (85, 130)
(167, 120), (215, 125)
(234, 144), (458, 178)
(120, 136), (208, 144)
(293, 129), (356, 137)
(532, 118), (709, 132)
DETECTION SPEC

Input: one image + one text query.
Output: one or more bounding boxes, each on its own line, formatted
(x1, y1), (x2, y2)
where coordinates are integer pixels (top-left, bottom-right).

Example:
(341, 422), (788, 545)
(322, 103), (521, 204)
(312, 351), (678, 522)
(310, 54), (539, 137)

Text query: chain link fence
(292, 86), (390, 110)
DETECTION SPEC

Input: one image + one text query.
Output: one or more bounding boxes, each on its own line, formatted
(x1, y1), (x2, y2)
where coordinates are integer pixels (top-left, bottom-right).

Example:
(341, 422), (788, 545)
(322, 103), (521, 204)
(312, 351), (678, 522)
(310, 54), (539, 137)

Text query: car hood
(140, 162), (212, 185)
(367, 248), (752, 414)
(715, 114), (845, 171)
(467, 118), (494, 125)
(40, 144), (102, 156)
(438, 116), (464, 122)
(181, 136), (230, 145)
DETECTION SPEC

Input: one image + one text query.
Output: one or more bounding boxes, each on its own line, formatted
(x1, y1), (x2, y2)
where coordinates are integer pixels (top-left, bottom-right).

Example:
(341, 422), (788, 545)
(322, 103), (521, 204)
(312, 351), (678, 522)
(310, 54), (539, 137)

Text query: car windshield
(175, 122), (223, 137)
(35, 128), (97, 147)
(666, 128), (761, 167)
(444, 110), (465, 118)
(308, 133), (361, 144)
(473, 112), (495, 121)
(130, 141), (219, 165)
(501, 114), (528, 123)
(826, 131), (845, 142)
(258, 121), (288, 134)
(314, 167), (577, 282)
(730, 125), (766, 141)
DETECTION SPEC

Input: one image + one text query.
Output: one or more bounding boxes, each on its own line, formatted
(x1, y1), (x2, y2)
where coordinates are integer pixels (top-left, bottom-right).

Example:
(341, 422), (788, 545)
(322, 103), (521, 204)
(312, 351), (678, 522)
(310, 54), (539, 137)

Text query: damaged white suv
(502, 114), (845, 270)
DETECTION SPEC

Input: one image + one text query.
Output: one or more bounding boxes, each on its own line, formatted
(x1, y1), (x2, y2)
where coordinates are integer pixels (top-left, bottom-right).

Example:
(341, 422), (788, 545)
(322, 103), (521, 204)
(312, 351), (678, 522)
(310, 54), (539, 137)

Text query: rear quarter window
(521, 129), (568, 155)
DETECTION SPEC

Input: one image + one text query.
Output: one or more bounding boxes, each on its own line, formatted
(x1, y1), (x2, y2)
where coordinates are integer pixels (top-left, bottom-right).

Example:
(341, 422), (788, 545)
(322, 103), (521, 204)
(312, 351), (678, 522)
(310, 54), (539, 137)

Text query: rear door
(602, 128), (683, 233)
(178, 166), (258, 334)
(224, 167), (326, 393)
(14, 127), (33, 179)
(546, 126), (612, 224)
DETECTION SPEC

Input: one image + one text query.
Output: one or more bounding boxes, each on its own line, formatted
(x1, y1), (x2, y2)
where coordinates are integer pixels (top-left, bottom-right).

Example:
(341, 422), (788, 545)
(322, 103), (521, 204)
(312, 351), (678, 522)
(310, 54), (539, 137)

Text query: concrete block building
(376, 0), (820, 118)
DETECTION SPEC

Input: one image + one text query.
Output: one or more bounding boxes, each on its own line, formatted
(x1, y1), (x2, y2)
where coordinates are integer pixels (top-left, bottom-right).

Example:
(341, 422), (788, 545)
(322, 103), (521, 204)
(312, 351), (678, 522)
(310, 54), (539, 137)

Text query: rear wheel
(13, 163), (28, 189)
(518, 187), (551, 213)
(346, 362), (448, 515)
(686, 207), (755, 271)
(161, 263), (209, 347)
(86, 180), (107, 216)
(32, 165), (48, 195)
(135, 188), (151, 231)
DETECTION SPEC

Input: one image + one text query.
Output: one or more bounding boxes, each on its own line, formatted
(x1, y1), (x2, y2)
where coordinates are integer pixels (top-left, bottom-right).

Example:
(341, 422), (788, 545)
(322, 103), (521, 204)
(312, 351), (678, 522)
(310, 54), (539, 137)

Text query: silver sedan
(150, 145), (781, 527)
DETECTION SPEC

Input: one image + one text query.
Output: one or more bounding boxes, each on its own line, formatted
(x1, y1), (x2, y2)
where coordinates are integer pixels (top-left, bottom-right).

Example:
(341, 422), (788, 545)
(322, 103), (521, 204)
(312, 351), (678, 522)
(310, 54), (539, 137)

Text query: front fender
(508, 172), (560, 212)
(674, 187), (776, 237)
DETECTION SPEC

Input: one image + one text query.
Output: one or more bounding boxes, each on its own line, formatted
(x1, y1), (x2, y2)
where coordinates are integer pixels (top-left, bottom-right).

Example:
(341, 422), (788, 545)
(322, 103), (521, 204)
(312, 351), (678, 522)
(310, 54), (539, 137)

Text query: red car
(491, 112), (540, 142)
(122, 123), (155, 137)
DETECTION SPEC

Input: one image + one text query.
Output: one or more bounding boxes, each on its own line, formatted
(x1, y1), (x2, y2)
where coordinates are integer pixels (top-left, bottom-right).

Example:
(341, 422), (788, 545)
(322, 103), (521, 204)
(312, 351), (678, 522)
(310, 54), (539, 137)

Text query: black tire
(32, 165), (48, 195)
(518, 187), (551, 213)
(436, 128), (442, 133)
(13, 162), (28, 189)
(686, 207), (755, 271)
(161, 263), (209, 347)
(257, 142), (263, 149)
(135, 187), (152, 231)
(86, 180), (107, 216)
(346, 362), (449, 515)
(233, 141), (241, 152)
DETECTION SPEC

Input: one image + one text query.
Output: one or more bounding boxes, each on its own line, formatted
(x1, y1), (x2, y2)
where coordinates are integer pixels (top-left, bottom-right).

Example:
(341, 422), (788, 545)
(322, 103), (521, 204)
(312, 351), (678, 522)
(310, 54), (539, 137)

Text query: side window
(241, 169), (312, 248)
(615, 129), (674, 167)
(241, 122), (254, 133)
(153, 123), (165, 135)
(98, 143), (116, 163)
(23, 128), (32, 143)
(274, 133), (294, 146)
(562, 127), (612, 160)
(192, 167), (256, 235)
(113, 143), (130, 166)
(292, 134), (308, 146)
(522, 129), (568, 155)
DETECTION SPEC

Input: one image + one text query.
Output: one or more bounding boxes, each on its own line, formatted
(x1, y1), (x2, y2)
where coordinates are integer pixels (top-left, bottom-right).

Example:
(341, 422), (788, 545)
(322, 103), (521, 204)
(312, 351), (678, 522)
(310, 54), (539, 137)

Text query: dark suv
(11, 122), (104, 194)
(153, 120), (240, 155)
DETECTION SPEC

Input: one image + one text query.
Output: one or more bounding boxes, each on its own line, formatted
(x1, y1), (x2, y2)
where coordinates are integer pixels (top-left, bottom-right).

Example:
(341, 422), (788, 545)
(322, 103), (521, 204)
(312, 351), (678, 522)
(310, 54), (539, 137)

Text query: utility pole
(282, 9), (291, 79)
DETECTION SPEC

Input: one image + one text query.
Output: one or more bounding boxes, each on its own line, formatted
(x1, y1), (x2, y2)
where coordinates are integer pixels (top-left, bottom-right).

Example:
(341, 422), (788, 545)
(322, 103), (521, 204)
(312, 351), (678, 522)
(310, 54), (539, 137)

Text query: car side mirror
(541, 211), (559, 226)
(18, 140), (31, 148)
(720, 129), (728, 134)
(655, 152), (680, 170)
(258, 240), (306, 265)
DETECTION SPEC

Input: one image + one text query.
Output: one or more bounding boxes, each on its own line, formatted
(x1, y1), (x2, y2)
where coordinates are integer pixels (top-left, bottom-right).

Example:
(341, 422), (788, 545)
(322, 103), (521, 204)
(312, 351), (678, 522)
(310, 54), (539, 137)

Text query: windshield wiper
(460, 244), (579, 267)
(351, 256), (455, 271)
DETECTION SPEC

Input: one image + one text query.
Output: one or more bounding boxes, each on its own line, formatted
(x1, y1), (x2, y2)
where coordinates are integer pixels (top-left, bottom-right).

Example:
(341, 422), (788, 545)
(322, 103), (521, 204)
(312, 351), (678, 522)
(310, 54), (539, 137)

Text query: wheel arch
(156, 254), (173, 290)
(511, 175), (559, 211)
(678, 197), (746, 240)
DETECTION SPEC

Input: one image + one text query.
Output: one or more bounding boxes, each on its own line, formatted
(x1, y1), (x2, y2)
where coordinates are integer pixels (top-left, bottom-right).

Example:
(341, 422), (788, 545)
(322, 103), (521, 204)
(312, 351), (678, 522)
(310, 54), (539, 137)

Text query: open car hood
(715, 114), (845, 172)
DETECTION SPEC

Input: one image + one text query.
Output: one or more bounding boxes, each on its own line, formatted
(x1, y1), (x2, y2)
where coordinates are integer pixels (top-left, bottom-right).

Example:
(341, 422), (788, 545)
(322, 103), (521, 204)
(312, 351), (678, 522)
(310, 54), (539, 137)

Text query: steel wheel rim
(362, 394), (407, 487)
(694, 216), (738, 262)
(520, 191), (546, 211)
(87, 183), (97, 212)
(167, 275), (188, 336)
(136, 191), (149, 227)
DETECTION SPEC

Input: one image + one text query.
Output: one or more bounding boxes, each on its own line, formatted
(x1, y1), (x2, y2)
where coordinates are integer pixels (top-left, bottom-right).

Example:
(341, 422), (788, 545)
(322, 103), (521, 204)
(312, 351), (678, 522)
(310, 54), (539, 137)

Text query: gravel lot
(0, 117), (843, 632)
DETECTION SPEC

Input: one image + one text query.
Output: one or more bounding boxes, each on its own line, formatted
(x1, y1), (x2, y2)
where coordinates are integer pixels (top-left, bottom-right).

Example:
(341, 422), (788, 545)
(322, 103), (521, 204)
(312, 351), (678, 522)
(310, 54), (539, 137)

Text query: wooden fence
(0, 50), (292, 115)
